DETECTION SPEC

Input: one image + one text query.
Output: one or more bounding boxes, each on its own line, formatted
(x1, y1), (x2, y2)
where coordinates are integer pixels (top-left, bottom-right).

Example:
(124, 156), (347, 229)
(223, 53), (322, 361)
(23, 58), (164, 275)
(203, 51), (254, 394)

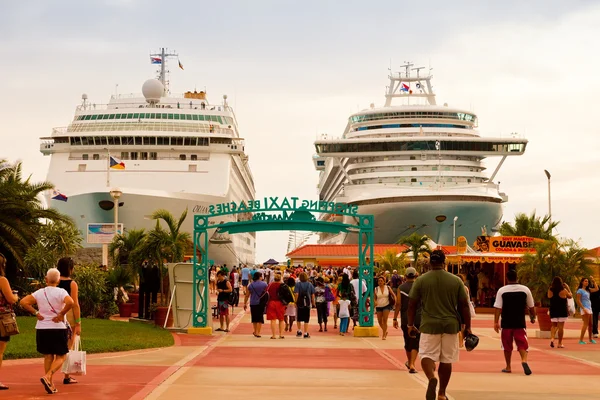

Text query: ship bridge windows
(349, 111), (477, 124)
(356, 123), (469, 131)
(75, 113), (234, 125)
(315, 140), (526, 154)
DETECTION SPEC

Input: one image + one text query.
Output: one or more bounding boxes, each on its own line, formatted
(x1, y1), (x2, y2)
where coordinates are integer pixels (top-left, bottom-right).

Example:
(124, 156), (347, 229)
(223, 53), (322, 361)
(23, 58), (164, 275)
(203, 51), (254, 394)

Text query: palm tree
(499, 211), (558, 240)
(0, 160), (71, 277)
(150, 209), (191, 263)
(143, 209), (192, 305)
(518, 239), (591, 306)
(110, 228), (147, 266)
(397, 233), (432, 271)
(375, 249), (407, 275)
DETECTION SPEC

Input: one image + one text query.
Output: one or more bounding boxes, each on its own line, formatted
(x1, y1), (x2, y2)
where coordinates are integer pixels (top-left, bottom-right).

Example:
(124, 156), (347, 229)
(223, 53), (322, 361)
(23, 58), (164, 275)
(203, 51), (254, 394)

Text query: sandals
(279, 336), (285, 339)
(63, 377), (78, 385)
(40, 377), (53, 394)
(270, 336), (277, 339)
(0, 383), (8, 390)
(501, 369), (512, 373)
(253, 333), (261, 338)
(522, 362), (532, 376)
(215, 328), (224, 332)
(426, 378), (438, 400)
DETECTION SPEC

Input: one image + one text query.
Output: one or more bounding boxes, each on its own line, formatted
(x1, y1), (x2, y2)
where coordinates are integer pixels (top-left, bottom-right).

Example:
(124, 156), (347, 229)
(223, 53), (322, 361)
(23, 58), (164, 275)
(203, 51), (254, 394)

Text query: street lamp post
(106, 188), (123, 267)
(453, 216), (458, 246)
(544, 170), (551, 225)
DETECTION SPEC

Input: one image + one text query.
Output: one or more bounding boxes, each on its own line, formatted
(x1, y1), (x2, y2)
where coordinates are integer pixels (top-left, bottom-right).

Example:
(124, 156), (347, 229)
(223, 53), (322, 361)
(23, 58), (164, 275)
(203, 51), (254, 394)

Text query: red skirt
(266, 300), (285, 321)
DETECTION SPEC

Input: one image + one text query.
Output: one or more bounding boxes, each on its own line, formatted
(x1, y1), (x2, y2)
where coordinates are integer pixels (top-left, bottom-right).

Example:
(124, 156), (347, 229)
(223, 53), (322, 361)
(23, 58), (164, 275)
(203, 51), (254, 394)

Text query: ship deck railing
(76, 102), (232, 113)
(50, 123), (235, 136)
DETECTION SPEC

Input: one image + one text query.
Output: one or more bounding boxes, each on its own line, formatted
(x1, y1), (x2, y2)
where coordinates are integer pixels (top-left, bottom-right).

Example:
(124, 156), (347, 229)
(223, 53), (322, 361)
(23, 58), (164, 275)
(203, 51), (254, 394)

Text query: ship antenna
(150, 47), (179, 95)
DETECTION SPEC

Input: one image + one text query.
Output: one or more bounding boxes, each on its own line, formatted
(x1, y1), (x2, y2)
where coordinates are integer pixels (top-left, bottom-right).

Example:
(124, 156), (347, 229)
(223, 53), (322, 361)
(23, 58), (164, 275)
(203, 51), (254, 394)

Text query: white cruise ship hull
(50, 190), (255, 267)
(321, 198), (502, 246)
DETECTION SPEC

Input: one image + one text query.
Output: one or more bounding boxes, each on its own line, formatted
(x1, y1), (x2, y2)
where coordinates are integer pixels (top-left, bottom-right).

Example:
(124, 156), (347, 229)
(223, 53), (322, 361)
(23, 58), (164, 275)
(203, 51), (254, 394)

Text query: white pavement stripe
(142, 309), (247, 400)
(361, 337), (456, 400)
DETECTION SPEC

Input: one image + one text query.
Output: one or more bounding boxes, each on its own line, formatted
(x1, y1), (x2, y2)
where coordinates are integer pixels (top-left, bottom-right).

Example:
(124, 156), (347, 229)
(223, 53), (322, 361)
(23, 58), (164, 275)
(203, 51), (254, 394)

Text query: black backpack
(297, 284), (311, 309)
(278, 283), (294, 305)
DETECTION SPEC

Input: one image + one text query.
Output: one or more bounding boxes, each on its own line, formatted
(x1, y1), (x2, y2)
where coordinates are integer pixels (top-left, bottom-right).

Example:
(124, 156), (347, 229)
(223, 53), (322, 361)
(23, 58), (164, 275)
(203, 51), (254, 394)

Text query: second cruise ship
(313, 64), (528, 246)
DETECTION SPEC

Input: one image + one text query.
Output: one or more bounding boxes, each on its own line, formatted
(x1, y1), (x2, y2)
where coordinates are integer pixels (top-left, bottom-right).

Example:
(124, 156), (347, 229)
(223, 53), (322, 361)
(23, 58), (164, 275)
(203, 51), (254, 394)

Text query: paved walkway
(2, 308), (600, 399)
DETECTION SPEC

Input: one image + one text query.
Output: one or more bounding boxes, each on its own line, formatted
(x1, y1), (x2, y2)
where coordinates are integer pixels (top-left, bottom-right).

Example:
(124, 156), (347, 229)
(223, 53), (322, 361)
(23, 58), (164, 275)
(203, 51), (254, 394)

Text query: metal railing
(76, 102), (232, 112)
(51, 122), (234, 136)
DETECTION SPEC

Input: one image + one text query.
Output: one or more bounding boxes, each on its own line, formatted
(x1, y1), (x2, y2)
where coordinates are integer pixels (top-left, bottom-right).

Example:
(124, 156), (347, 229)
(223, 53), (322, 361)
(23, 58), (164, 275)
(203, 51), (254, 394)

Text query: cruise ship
(40, 49), (256, 266)
(313, 64), (528, 246)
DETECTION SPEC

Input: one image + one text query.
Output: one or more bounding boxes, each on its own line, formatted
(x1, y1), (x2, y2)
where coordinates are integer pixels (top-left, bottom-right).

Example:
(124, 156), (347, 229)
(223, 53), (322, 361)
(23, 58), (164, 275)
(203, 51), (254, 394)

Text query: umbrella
(263, 258), (279, 265)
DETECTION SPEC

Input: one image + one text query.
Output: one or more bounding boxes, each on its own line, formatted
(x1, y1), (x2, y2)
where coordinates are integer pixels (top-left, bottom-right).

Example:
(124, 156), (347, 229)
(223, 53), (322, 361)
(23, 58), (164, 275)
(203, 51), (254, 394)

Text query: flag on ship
(51, 190), (68, 202)
(151, 57), (162, 64)
(400, 83), (410, 92)
(110, 156), (126, 170)
(178, 60), (184, 70)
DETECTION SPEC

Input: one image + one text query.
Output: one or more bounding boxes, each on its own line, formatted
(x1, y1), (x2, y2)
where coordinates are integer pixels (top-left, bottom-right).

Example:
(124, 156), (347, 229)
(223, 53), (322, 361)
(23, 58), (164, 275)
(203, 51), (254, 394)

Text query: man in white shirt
(350, 270), (367, 298)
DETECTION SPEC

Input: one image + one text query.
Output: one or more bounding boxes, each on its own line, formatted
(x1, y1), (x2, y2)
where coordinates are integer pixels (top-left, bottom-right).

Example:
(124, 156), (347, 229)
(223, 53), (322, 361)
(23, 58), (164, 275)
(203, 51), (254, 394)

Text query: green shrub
(72, 264), (117, 318)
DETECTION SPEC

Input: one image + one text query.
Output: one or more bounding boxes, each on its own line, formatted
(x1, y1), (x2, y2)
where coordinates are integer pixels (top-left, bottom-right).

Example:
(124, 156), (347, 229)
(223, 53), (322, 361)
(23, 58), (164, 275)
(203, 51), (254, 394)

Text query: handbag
(325, 286), (335, 302)
(386, 286), (395, 307)
(0, 309), (19, 337)
(62, 335), (87, 375)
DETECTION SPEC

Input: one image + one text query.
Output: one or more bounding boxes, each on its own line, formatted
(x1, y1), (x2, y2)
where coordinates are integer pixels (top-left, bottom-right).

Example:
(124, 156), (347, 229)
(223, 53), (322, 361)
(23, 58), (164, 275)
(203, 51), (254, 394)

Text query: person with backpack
(244, 271), (268, 338)
(295, 272), (315, 338)
(266, 273), (286, 339)
(315, 277), (329, 332)
(215, 271), (233, 332)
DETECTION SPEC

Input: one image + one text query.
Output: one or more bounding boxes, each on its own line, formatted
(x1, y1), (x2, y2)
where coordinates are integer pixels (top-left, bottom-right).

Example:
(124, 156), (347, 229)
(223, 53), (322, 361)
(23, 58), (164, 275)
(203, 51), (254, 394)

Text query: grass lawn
(4, 317), (174, 360)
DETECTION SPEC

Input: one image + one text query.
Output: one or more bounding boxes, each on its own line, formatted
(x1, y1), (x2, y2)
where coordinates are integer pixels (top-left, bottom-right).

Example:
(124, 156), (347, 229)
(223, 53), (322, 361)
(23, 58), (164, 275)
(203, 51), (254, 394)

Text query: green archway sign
(191, 197), (376, 336)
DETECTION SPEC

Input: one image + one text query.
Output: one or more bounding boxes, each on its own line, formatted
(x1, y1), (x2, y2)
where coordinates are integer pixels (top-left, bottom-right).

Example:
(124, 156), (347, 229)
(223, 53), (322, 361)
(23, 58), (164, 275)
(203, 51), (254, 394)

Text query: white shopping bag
(62, 336), (87, 376)
(567, 298), (576, 317)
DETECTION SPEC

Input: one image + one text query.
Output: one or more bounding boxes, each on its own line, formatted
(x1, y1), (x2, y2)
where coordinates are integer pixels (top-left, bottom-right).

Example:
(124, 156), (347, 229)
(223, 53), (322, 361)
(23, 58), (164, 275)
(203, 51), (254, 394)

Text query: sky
(1, 0), (599, 263)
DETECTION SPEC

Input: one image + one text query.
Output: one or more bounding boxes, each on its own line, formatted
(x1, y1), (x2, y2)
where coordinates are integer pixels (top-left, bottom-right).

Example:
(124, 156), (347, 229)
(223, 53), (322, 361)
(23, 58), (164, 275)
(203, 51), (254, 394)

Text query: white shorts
(419, 333), (460, 364)
(581, 308), (593, 315)
(285, 304), (296, 317)
(550, 317), (568, 323)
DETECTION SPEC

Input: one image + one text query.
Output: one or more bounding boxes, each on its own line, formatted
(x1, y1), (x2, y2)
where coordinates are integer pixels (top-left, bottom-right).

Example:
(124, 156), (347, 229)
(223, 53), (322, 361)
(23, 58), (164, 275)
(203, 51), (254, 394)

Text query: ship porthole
(435, 215), (447, 222)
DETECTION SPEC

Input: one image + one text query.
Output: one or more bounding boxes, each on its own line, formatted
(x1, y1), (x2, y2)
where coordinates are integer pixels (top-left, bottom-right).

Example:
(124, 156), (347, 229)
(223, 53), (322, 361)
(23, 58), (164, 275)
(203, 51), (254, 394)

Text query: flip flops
(0, 383), (8, 390)
(40, 377), (53, 394)
(63, 377), (78, 384)
(522, 362), (532, 376)
(501, 369), (512, 373)
(426, 378), (438, 400)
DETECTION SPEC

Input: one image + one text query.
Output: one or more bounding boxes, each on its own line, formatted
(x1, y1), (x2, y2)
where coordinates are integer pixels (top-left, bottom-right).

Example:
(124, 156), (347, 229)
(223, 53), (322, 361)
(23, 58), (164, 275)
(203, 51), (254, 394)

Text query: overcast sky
(1, 0), (598, 263)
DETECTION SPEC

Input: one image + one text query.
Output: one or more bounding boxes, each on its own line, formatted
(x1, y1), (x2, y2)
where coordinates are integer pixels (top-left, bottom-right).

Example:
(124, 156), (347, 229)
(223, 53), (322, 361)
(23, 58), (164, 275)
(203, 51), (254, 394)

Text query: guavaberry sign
(205, 197), (359, 217)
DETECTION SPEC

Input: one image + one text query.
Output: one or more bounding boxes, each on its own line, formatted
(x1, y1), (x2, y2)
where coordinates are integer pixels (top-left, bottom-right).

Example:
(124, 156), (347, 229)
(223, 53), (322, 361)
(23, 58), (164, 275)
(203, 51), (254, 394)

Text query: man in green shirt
(407, 250), (472, 400)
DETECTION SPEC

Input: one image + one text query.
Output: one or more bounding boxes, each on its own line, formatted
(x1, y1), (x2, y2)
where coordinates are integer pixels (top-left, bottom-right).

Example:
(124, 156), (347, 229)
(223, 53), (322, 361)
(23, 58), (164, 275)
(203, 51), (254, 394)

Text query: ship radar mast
(384, 62), (436, 106)
(150, 47), (179, 95)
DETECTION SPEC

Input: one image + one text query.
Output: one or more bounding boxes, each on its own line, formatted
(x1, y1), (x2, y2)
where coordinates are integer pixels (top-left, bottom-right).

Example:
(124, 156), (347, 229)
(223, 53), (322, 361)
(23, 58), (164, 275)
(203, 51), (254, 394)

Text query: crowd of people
(0, 250), (599, 399)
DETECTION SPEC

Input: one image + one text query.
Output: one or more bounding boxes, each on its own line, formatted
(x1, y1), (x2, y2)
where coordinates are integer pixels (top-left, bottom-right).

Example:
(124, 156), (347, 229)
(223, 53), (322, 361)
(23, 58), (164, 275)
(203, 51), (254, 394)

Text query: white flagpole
(106, 149), (110, 187)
